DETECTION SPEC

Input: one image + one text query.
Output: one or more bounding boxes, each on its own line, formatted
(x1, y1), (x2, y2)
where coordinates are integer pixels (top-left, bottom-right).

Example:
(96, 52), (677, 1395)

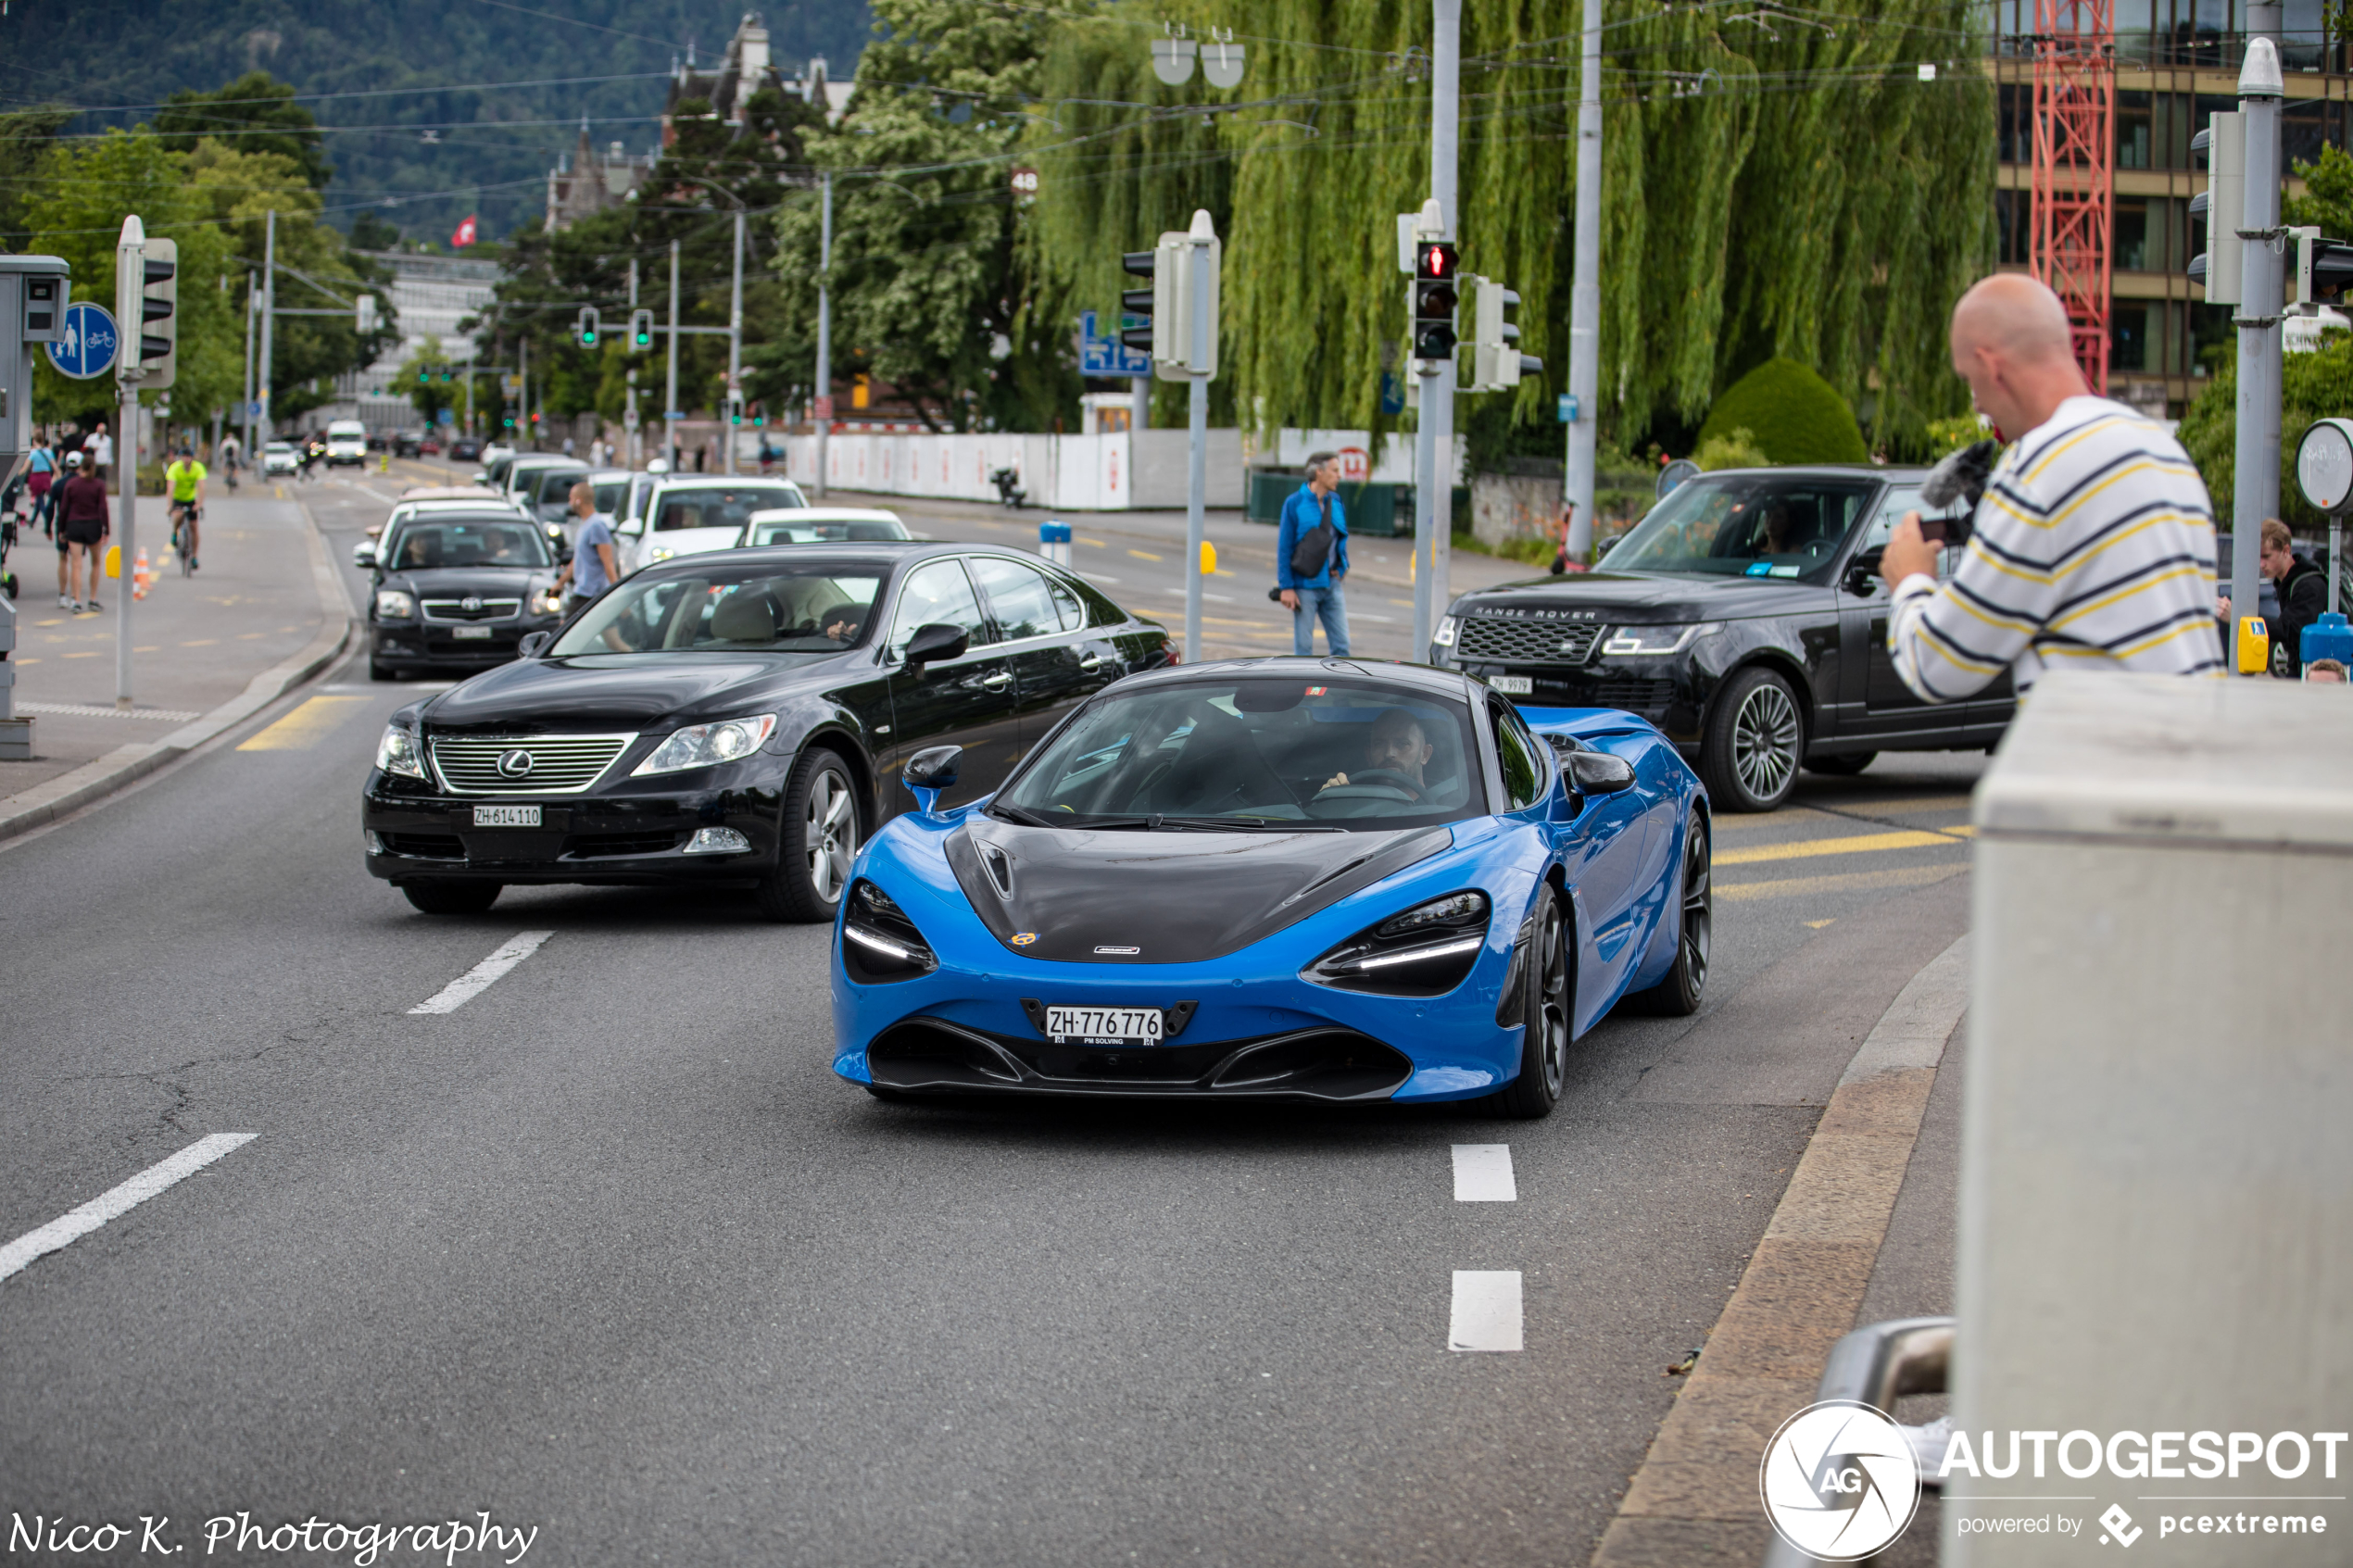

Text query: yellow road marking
(1805, 919), (1835, 928)
(1717, 864), (1966, 902)
(236, 696), (366, 752)
(63, 651), (97, 659)
(273, 484), (286, 498)
(1079, 537), (1108, 548)
(1715, 828), (1966, 866)
(1127, 548), (1164, 561)
(182, 638), (218, 646)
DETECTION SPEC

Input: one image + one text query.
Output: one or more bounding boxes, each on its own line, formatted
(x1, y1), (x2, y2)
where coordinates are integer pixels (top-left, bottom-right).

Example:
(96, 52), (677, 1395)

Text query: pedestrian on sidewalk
(19, 433), (57, 535)
(54, 449), (109, 612)
(1882, 273), (2223, 697)
(2219, 519), (2328, 677)
(86, 419), (113, 485)
(554, 480), (617, 614)
(1276, 451), (1352, 658)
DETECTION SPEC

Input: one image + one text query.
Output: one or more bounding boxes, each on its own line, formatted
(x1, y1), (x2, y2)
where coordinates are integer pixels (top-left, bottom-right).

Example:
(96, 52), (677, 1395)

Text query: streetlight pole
(113, 217), (145, 711)
(666, 239), (681, 470)
(242, 270), (258, 459)
(816, 171), (833, 498)
(726, 206), (744, 474)
(258, 210), (276, 446)
(1412, 0), (1461, 655)
(2230, 39), (2284, 656)
(1563, 0), (1603, 562)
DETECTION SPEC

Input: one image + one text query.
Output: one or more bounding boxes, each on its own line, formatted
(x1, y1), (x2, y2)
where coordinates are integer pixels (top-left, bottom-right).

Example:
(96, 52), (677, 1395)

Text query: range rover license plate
(473, 805), (542, 827)
(449, 625), (493, 640)
(1044, 1005), (1163, 1046)
(1489, 674), (1532, 695)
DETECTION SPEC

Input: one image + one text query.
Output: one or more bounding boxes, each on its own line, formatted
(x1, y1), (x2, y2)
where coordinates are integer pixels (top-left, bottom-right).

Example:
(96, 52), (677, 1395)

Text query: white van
(325, 420), (368, 468)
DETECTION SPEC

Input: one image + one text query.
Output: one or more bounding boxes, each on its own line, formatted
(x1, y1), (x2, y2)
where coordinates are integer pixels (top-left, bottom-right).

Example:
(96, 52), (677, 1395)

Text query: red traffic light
(1417, 243), (1457, 281)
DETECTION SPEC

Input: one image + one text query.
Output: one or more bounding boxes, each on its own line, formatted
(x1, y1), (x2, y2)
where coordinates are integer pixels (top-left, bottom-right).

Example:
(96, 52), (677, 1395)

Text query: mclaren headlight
(631, 714), (777, 776)
(375, 724), (426, 781)
(1601, 621), (1719, 657)
(1304, 890), (1491, 997)
(375, 588), (418, 620)
(842, 879), (938, 983)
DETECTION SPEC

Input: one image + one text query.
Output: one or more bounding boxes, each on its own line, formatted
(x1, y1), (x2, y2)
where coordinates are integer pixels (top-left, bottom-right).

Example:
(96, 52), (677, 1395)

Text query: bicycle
(170, 500), (200, 575)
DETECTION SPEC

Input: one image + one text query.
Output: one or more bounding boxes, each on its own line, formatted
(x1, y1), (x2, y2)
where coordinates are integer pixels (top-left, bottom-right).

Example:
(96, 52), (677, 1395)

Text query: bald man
(1879, 274), (2225, 702)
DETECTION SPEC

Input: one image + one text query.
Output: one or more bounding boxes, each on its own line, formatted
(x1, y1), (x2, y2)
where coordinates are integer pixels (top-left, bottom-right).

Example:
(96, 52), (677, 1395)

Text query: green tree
(399, 335), (460, 425)
(1696, 358), (1870, 464)
(2285, 143), (2353, 237)
(154, 72), (332, 190)
(2176, 326), (2353, 531)
(0, 108), (72, 253)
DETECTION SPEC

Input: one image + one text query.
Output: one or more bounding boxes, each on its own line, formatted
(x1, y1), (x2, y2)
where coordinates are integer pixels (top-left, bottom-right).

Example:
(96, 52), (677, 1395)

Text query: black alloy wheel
(1804, 750), (1877, 777)
(1701, 665), (1804, 812)
(756, 747), (861, 922)
(1494, 894), (1569, 1119)
(402, 881), (501, 915)
(1628, 820), (1710, 1015)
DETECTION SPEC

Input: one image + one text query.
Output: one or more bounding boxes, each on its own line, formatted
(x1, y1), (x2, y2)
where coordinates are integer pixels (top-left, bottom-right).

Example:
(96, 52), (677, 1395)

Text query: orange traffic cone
(132, 547), (152, 600)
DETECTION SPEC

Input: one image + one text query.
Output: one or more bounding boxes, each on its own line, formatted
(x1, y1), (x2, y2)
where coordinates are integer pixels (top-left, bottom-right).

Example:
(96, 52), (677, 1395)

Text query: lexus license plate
(450, 625), (493, 640)
(1044, 1005), (1163, 1046)
(1489, 674), (1532, 696)
(473, 805), (542, 828)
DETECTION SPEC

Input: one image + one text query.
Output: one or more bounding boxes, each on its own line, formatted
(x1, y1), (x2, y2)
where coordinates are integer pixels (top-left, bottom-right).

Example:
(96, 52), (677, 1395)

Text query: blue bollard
(2299, 610), (2352, 674)
(1038, 520), (1072, 568)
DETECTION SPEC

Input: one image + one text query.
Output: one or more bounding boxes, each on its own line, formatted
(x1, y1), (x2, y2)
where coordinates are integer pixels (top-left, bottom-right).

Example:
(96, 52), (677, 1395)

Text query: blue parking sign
(45, 302), (119, 380)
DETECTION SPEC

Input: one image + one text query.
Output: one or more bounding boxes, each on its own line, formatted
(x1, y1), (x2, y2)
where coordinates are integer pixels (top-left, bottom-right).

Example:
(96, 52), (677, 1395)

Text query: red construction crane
(2031, 0), (2116, 394)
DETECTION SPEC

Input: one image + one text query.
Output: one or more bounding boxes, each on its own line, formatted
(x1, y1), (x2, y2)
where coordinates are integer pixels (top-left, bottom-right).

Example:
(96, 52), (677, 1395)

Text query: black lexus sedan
(362, 509), (568, 681)
(1430, 465), (2007, 811)
(363, 542), (1176, 919)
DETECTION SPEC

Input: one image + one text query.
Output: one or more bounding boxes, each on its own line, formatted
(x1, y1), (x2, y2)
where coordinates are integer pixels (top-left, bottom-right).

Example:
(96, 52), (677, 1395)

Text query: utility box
(1952, 671), (2353, 1564)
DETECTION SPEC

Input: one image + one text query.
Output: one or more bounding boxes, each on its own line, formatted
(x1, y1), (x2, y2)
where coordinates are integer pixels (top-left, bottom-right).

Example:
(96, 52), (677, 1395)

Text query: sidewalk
(0, 492), (350, 837)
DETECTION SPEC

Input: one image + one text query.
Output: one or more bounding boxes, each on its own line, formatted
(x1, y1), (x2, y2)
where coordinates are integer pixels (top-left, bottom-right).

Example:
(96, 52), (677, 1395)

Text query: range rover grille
(429, 734), (634, 795)
(1456, 615), (1603, 665)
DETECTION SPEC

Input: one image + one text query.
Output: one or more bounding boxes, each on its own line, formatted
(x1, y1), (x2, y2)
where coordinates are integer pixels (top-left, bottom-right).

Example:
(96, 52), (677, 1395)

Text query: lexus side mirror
(1567, 750), (1637, 795)
(901, 621), (969, 671)
(902, 745), (963, 814)
(517, 630), (552, 658)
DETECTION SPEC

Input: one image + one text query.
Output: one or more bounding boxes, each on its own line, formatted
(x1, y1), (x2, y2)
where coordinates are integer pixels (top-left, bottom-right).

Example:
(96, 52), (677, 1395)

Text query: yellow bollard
(2236, 615), (2271, 674)
(104, 545), (121, 579)
(1200, 540), (1217, 576)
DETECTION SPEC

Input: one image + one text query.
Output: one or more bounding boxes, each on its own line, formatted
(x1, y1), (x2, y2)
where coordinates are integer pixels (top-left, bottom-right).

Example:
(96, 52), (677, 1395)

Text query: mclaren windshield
(993, 677), (1486, 830)
(549, 562), (882, 656)
(1604, 474), (1880, 582)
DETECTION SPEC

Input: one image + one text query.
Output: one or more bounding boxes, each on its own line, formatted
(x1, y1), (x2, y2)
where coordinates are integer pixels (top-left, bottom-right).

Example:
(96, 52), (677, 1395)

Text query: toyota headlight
(530, 586), (566, 616)
(1434, 615), (1459, 648)
(632, 714), (778, 776)
(375, 589), (418, 620)
(1602, 621), (1719, 657)
(375, 724), (426, 780)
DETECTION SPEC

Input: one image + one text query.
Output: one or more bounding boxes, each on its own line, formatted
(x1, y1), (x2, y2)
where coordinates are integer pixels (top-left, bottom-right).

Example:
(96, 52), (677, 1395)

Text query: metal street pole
(242, 270), (257, 458)
(1563, 0), (1603, 561)
(2231, 39), (2283, 655)
(815, 172), (832, 498)
(726, 207), (745, 474)
(1413, 0), (1462, 656)
(113, 217), (145, 711)
(1185, 214), (1214, 666)
(258, 210), (276, 446)
(626, 257), (639, 468)
(666, 239), (681, 469)
(519, 333), (530, 449)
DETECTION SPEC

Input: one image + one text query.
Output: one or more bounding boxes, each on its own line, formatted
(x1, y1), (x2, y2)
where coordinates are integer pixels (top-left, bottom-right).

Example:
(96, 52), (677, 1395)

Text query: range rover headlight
(631, 713), (778, 776)
(375, 724), (426, 781)
(1602, 621), (1719, 657)
(1305, 890), (1492, 997)
(1434, 615), (1459, 648)
(375, 588), (417, 620)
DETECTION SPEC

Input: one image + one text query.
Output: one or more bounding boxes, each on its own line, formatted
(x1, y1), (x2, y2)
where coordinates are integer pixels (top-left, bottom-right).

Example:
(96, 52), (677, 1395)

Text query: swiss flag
(450, 214), (478, 248)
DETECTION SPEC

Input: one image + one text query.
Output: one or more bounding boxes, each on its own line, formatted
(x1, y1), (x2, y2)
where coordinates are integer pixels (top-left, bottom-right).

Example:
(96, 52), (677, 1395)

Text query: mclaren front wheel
(1494, 894), (1569, 1119)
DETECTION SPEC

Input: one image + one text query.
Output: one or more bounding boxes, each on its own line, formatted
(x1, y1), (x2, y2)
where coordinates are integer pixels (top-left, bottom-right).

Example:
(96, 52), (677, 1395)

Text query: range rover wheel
(402, 881), (501, 915)
(1804, 750), (1876, 777)
(1493, 894), (1569, 1119)
(1701, 666), (1804, 812)
(755, 747), (860, 923)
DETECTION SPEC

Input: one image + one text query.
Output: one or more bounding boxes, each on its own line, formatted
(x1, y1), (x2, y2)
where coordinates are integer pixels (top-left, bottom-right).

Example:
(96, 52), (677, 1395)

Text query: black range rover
(1430, 465), (2009, 811)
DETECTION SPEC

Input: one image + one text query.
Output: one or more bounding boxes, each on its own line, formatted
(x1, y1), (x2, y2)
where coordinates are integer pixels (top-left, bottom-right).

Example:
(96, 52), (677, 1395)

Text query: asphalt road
(0, 467), (1983, 1566)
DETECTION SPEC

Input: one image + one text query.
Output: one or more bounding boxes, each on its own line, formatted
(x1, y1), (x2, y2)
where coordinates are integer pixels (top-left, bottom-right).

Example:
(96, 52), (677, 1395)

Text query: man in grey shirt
(556, 481), (618, 612)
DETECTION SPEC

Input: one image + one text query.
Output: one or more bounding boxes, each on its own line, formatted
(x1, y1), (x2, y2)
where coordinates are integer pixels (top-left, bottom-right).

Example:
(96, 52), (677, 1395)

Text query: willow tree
(1026, 0), (1994, 457)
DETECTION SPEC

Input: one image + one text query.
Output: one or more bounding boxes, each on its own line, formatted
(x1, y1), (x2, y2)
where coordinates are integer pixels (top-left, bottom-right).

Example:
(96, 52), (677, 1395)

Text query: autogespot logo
(1760, 1400), (1922, 1562)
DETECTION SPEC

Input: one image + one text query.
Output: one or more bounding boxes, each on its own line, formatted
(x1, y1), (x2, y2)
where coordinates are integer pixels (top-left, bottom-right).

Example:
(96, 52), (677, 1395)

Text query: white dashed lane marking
(409, 931), (554, 1014)
(0, 1135), (258, 1284)
(1452, 1144), (1517, 1201)
(1449, 1270), (1524, 1352)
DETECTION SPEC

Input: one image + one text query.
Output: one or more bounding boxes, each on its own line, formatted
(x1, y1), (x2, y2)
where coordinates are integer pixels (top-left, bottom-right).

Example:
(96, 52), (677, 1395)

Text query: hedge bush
(1695, 358), (1870, 466)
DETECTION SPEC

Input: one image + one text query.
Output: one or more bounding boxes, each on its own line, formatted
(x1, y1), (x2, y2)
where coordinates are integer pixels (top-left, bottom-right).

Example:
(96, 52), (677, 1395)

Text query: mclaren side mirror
(1567, 750), (1637, 795)
(900, 621), (969, 672)
(902, 745), (963, 813)
(517, 630), (552, 658)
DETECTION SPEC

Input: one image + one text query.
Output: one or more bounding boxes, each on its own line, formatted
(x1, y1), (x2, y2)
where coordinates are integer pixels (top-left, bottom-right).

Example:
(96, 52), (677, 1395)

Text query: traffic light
(138, 236), (177, 390)
(1412, 240), (1458, 365)
(630, 308), (654, 349)
(1466, 275), (1541, 391)
(1119, 212), (1222, 376)
(2291, 226), (2353, 311)
(2188, 113), (2244, 305)
(728, 390), (744, 426)
(575, 306), (600, 347)
(1120, 249), (1157, 356)
(751, 401), (765, 427)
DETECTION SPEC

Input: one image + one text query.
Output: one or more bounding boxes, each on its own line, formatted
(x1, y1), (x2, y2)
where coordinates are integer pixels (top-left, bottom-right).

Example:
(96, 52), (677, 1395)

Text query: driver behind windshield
(1320, 709), (1435, 799)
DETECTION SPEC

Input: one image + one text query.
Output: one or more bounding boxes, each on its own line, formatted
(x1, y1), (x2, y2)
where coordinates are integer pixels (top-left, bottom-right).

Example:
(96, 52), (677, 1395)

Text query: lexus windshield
(994, 677), (1486, 830)
(382, 520), (552, 570)
(1604, 475), (1879, 582)
(550, 563), (882, 656)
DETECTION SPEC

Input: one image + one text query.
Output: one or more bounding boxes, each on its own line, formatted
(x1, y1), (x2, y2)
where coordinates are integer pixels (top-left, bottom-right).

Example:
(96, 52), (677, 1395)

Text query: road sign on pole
(45, 302), (119, 380)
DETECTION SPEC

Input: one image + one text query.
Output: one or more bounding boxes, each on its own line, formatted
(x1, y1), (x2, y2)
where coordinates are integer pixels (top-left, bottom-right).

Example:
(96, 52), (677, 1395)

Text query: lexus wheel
(1494, 894), (1569, 1119)
(756, 747), (860, 922)
(1628, 819), (1709, 1015)
(1701, 666), (1804, 812)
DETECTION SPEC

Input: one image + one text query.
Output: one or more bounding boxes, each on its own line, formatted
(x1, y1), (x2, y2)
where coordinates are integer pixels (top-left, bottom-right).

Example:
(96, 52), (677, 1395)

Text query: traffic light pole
(1185, 224), (1213, 666)
(1563, 0), (1603, 562)
(2230, 39), (2283, 657)
(666, 240), (681, 470)
(258, 210), (276, 447)
(242, 270), (258, 460)
(113, 218), (145, 711)
(726, 207), (745, 475)
(816, 172), (833, 498)
(1413, 0), (1462, 657)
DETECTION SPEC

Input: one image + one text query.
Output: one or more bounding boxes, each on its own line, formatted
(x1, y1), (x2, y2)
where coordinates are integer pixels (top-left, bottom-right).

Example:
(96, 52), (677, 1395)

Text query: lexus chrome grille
(428, 734), (635, 795)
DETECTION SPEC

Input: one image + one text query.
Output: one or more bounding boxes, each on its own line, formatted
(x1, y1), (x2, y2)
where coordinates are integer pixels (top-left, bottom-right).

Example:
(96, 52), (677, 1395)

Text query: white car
(353, 495), (537, 569)
(261, 441), (298, 476)
(738, 507), (912, 546)
(616, 476), (809, 574)
(324, 420), (368, 467)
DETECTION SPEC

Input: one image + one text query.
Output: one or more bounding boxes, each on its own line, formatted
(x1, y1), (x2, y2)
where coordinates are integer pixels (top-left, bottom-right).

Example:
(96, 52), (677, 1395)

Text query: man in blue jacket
(1276, 451), (1351, 656)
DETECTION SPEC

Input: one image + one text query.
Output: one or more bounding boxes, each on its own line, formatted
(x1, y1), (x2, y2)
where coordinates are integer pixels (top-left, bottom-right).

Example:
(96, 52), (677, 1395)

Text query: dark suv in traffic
(1430, 465), (2007, 810)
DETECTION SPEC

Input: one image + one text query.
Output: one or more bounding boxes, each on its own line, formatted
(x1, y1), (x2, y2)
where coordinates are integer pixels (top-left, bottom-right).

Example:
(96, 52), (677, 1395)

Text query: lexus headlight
(1602, 621), (1719, 657)
(375, 724), (426, 780)
(375, 589), (417, 620)
(632, 714), (778, 776)
(1434, 615), (1459, 648)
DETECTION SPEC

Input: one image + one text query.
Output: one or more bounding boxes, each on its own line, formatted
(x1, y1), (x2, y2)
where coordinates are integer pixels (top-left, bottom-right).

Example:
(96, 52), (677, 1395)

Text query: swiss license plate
(473, 805), (542, 828)
(1489, 674), (1533, 696)
(1044, 1005), (1164, 1046)
(449, 625), (493, 640)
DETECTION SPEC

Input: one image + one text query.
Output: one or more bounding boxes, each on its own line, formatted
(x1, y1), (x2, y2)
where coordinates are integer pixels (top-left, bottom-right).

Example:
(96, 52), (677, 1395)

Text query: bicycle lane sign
(46, 302), (120, 380)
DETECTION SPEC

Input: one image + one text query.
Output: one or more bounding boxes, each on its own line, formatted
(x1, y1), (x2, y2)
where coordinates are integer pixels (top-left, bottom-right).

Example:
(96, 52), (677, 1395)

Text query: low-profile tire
(1700, 665), (1805, 812)
(1492, 893), (1569, 1119)
(1626, 818), (1710, 1016)
(1804, 750), (1876, 777)
(754, 747), (861, 922)
(401, 881), (501, 915)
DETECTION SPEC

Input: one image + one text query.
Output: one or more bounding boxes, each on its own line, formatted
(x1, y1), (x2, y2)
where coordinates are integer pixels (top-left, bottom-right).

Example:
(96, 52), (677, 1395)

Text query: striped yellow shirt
(1889, 396), (2227, 701)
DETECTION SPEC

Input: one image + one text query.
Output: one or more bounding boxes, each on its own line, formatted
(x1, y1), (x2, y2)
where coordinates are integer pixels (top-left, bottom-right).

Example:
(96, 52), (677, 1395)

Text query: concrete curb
(1589, 935), (1970, 1565)
(0, 498), (355, 843)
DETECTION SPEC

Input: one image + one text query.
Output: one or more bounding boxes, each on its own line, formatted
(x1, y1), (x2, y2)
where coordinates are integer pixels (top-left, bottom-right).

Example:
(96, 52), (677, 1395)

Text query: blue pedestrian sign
(1556, 393), (1579, 424)
(248, 400), (262, 419)
(45, 302), (119, 381)
(1078, 311), (1151, 379)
